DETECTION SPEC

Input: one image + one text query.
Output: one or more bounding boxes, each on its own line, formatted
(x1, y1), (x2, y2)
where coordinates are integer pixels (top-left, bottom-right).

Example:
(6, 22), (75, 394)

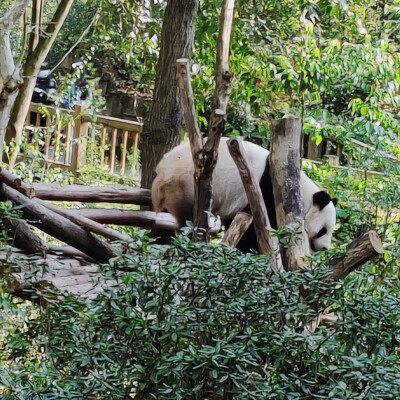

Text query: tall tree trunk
(5, 0), (75, 167)
(140, 0), (200, 189)
(0, 0), (30, 155)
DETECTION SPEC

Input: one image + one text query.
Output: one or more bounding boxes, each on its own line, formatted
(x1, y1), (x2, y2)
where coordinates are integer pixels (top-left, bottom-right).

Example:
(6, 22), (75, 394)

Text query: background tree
(140, 0), (200, 189)
(0, 0), (30, 154)
(4, 0), (75, 166)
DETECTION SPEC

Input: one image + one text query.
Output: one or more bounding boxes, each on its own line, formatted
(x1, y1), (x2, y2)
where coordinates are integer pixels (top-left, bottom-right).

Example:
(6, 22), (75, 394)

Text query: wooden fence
(25, 103), (142, 175)
(24, 103), (398, 178)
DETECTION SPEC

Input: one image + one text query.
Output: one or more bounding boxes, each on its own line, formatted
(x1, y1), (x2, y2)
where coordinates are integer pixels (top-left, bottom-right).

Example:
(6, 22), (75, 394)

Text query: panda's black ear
(313, 191), (332, 210)
(332, 197), (338, 207)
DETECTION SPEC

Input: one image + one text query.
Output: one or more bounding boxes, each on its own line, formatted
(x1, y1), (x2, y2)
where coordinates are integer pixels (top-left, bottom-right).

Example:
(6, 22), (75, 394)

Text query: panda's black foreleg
(149, 227), (176, 244)
(232, 206), (260, 253)
(225, 158), (278, 254)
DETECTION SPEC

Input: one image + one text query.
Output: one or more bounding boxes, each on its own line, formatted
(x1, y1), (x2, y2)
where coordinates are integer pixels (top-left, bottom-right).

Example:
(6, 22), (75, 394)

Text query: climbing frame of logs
(0, 167), (179, 265)
(0, 168), (181, 302)
(223, 120), (383, 281)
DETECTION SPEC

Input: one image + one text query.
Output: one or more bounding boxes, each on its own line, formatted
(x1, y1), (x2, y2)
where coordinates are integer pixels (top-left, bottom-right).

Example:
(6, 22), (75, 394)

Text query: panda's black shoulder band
(313, 191), (332, 210)
(260, 158), (278, 229)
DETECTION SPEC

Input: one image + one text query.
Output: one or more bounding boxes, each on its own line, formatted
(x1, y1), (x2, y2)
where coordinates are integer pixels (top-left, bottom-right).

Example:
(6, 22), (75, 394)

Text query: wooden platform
(2, 250), (114, 302)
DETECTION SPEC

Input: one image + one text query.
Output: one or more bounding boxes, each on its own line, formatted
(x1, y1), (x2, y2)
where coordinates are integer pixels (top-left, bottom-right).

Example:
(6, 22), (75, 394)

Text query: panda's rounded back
(212, 138), (269, 218)
(152, 138), (269, 220)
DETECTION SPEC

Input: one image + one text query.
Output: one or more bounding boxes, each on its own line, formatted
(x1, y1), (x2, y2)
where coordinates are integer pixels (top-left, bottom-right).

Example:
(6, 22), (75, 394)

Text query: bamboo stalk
(110, 128), (117, 173)
(100, 126), (107, 166)
(132, 131), (139, 162)
(64, 122), (72, 165)
(121, 130), (128, 175)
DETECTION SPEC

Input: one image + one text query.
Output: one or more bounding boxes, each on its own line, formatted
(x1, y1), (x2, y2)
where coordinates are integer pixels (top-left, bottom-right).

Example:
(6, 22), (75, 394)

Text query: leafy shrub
(1, 234), (400, 399)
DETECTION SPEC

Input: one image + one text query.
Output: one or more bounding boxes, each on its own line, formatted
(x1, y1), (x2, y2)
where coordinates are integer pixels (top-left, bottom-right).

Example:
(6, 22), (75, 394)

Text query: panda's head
(305, 191), (337, 252)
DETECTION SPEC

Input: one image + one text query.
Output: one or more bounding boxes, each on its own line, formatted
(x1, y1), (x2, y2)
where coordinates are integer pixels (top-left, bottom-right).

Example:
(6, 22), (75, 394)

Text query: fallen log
(227, 138), (282, 270)
(2, 184), (118, 263)
(0, 252), (107, 303)
(221, 212), (253, 248)
(2, 217), (47, 254)
(69, 208), (180, 230)
(0, 167), (35, 197)
(47, 245), (97, 263)
(326, 230), (383, 281)
(305, 230), (383, 332)
(29, 183), (152, 204)
(37, 199), (131, 243)
(0, 218), (97, 262)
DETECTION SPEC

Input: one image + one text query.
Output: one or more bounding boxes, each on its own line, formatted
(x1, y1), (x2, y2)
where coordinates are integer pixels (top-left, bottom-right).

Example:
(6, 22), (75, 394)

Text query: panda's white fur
(152, 137), (336, 251)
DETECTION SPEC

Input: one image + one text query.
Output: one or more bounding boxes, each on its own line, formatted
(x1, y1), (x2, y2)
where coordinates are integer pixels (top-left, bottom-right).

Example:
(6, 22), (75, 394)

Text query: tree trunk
(0, 0), (30, 154)
(140, 0), (200, 189)
(5, 0), (75, 166)
(269, 118), (310, 271)
(175, 1), (234, 240)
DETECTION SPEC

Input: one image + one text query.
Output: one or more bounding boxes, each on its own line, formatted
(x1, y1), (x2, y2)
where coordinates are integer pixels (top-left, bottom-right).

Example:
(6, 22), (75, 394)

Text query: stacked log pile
(0, 168), (179, 301)
(0, 168), (179, 260)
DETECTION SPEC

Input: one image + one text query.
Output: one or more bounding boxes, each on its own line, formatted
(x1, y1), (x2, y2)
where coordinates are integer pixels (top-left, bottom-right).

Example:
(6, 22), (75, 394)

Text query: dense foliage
(1, 235), (400, 399)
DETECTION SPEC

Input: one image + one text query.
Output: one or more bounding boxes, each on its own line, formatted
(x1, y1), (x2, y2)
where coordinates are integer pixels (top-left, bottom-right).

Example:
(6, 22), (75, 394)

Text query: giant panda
(152, 137), (337, 252)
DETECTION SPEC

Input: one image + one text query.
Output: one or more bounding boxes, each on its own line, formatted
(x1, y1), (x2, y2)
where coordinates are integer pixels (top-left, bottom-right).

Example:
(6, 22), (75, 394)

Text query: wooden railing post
(70, 104), (89, 174)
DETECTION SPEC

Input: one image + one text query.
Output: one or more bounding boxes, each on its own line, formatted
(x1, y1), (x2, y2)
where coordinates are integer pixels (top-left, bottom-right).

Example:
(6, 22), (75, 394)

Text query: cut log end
(326, 230), (384, 281)
(353, 230), (384, 254)
(214, 109), (225, 116)
(176, 57), (190, 63)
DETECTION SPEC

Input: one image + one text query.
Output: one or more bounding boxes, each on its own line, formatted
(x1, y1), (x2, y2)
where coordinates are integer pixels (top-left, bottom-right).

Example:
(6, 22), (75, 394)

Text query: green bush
(1, 234), (400, 399)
